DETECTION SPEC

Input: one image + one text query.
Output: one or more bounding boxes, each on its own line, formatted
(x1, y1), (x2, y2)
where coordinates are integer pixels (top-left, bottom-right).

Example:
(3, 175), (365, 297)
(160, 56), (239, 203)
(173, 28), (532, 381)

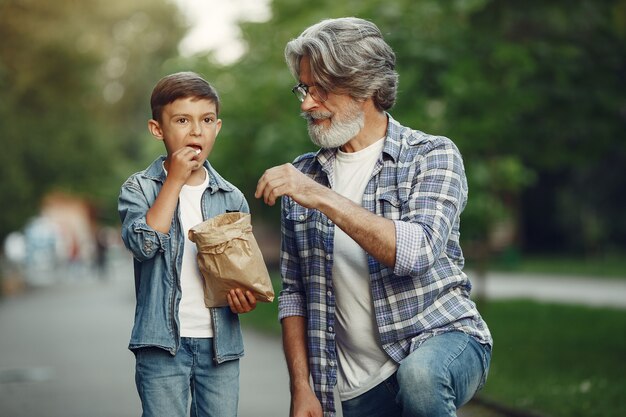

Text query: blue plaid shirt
(278, 115), (492, 416)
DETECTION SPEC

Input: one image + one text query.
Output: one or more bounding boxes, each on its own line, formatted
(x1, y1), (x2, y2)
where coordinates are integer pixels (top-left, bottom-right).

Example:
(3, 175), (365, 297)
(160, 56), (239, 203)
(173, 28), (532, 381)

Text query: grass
(239, 275), (281, 335)
(241, 274), (626, 417)
(479, 300), (626, 417)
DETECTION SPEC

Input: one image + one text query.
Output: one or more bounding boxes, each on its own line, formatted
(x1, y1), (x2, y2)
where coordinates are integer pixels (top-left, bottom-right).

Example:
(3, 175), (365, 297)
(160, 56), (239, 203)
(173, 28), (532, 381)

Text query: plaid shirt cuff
(278, 292), (308, 321)
(393, 220), (420, 277)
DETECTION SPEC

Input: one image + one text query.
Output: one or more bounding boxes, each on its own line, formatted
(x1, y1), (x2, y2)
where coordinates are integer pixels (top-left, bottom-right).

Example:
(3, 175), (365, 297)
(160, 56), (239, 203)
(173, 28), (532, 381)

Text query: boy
(118, 71), (256, 417)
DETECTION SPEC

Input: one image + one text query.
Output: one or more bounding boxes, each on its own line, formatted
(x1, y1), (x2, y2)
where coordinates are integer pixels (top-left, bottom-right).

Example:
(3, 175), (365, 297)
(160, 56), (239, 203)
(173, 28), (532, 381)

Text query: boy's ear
(148, 119), (164, 140)
(215, 118), (222, 137)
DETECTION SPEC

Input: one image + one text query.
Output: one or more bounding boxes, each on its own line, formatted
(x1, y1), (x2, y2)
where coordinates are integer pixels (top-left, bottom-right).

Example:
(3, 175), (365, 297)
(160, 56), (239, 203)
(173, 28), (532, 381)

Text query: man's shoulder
(387, 118), (461, 161)
(291, 151), (319, 171)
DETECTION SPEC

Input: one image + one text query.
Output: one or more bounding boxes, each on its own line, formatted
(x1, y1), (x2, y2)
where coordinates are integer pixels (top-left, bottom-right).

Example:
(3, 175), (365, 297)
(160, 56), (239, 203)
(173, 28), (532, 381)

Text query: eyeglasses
(291, 82), (328, 103)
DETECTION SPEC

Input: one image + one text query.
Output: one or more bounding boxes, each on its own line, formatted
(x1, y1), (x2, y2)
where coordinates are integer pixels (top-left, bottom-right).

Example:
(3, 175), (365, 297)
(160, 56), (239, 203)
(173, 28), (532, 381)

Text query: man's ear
(148, 119), (164, 140)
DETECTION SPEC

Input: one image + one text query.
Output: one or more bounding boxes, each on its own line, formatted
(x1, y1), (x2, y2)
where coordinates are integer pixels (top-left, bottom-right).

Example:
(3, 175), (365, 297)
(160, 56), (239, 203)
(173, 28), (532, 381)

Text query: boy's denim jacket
(118, 156), (249, 362)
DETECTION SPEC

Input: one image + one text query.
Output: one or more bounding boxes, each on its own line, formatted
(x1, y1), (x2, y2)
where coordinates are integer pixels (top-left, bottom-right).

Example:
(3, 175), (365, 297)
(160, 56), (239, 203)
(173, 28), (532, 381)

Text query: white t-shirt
(176, 167), (213, 338)
(331, 138), (398, 400)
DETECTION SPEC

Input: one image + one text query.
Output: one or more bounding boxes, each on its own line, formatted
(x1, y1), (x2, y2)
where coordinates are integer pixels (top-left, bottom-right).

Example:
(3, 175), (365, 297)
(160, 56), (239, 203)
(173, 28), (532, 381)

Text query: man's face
(298, 56), (365, 149)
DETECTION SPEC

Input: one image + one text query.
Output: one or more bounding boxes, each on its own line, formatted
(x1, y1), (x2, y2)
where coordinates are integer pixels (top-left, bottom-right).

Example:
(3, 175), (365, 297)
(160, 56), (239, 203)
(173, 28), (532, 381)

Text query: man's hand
(255, 163), (326, 208)
(226, 288), (257, 314)
(256, 162), (397, 267)
(290, 386), (323, 417)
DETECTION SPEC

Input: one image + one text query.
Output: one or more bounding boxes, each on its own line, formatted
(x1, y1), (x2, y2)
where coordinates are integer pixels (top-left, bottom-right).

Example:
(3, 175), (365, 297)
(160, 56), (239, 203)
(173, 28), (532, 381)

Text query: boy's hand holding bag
(188, 212), (275, 308)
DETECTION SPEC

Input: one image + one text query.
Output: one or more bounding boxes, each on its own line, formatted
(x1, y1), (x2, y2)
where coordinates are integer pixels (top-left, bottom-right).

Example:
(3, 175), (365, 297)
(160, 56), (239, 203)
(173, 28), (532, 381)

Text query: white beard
(302, 101), (365, 149)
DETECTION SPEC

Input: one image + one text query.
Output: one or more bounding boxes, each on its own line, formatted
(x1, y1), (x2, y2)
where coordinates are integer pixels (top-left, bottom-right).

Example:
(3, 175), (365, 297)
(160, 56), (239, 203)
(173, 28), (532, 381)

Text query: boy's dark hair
(150, 71), (220, 122)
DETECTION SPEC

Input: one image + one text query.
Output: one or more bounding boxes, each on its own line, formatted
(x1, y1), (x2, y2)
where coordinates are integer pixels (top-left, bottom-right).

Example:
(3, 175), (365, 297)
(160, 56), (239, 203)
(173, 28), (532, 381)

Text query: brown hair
(150, 71), (220, 121)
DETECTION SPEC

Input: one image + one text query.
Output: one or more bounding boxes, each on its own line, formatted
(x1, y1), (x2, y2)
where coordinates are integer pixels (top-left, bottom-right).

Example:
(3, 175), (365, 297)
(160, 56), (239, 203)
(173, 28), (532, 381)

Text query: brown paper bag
(188, 212), (274, 308)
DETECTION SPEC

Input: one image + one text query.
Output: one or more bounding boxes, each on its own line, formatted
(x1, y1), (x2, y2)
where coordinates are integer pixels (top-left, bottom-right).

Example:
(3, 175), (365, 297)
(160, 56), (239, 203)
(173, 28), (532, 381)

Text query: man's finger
(255, 173), (269, 199)
(264, 184), (285, 206)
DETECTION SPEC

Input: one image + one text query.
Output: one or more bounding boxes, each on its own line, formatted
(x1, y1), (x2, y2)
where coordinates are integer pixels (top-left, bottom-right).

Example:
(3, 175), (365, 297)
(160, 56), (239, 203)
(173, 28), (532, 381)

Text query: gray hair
(285, 17), (398, 111)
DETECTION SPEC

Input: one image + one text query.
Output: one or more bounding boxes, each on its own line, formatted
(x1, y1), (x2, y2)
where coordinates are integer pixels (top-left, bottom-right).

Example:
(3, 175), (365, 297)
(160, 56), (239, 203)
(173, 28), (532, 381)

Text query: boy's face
(148, 97), (222, 163)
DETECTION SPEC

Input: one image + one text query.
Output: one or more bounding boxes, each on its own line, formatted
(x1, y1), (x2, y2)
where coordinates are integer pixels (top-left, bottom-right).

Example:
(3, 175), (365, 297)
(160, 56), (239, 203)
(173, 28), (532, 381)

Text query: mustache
(301, 111), (332, 123)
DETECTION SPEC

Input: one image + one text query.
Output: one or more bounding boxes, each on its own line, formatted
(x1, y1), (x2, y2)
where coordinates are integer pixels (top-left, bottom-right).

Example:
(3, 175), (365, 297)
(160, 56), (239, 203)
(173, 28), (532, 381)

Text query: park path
(471, 270), (626, 309)
(1, 252), (623, 417)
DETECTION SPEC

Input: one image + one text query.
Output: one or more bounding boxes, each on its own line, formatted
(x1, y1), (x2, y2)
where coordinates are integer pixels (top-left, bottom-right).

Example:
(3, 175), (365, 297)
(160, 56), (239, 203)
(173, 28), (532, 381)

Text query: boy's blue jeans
(341, 331), (491, 417)
(134, 337), (239, 417)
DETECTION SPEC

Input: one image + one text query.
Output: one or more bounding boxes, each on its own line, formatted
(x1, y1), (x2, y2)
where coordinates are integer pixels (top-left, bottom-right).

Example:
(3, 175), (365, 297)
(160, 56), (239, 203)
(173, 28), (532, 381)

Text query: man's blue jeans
(341, 331), (491, 417)
(134, 337), (240, 417)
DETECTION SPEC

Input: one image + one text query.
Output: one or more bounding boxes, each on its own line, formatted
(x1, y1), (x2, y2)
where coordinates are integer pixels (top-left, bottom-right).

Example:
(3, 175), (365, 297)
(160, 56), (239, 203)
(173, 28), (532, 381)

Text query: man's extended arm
(255, 163), (396, 268)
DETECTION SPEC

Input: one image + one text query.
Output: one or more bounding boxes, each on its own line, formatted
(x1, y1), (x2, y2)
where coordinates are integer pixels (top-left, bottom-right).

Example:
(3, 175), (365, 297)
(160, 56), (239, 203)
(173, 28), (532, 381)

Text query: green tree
(0, 0), (185, 239)
(192, 0), (626, 259)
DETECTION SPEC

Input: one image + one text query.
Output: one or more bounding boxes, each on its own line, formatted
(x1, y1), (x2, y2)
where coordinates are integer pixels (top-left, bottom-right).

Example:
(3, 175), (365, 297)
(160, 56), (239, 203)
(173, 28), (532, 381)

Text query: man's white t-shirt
(175, 166), (213, 338)
(331, 138), (398, 400)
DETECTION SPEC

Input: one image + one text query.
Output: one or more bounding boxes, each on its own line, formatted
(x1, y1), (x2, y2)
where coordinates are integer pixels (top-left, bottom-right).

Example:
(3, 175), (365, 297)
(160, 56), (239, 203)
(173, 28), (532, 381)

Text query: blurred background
(0, 0), (625, 416)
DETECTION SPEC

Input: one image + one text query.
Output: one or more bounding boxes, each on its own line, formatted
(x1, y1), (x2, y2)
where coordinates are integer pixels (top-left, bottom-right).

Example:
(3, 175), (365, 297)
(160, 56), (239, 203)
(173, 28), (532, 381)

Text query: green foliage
(463, 156), (536, 243)
(1, 0), (624, 257)
(0, 0), (186, 236)
(490, 251), (626, 278)
(197, 0), (626, 256)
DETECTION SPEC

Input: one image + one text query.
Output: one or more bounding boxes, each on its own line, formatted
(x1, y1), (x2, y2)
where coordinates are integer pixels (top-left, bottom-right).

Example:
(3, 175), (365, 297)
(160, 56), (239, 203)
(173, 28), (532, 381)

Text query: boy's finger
(228, 291), (242, 312)
(226, 293), (237, 313)
(244, 291), (257, 306)
(235, 289), (252, 309)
